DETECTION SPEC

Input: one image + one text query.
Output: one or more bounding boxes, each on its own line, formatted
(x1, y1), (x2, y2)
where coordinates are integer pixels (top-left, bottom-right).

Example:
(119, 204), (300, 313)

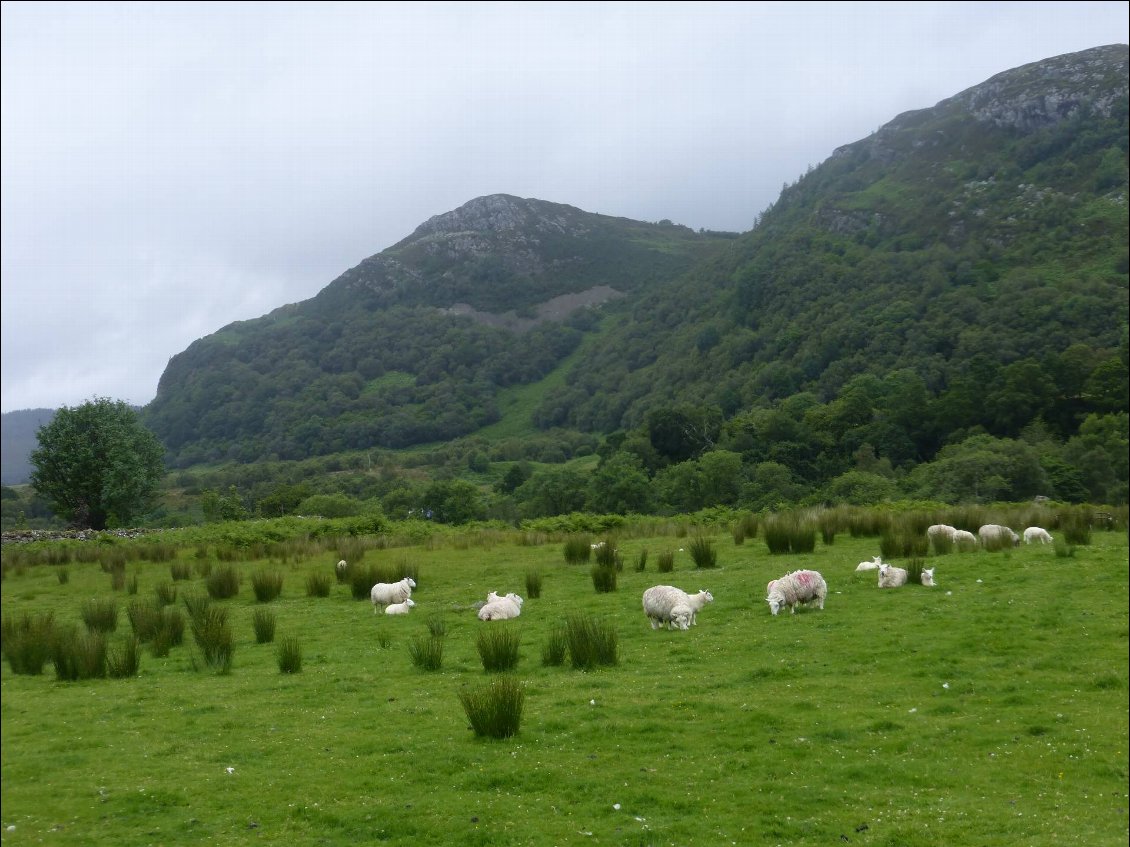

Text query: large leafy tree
(30, 398), (165, 529)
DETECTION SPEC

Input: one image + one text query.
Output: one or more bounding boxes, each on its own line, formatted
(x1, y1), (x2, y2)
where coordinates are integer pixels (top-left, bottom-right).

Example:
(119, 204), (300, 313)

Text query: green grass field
(2, 529), (1127, 846)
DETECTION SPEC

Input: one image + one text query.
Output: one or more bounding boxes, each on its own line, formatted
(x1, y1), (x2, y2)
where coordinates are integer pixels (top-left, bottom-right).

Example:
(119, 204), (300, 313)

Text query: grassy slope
(1, 530), (1127, 846)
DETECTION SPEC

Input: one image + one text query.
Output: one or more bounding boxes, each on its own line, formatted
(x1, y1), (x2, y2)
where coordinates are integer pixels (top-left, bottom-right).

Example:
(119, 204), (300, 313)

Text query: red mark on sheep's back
(794, 571), (812, 587)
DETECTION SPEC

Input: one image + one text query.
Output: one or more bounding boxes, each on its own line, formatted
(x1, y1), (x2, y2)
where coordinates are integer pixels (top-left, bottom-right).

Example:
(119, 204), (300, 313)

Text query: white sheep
(668, 602), (694, 631)
(927, 524), (957, 546)
(641, 585), (712, 630)
(765, 570), (827, 616)
(384, 598), (416, 615)
(1023, 526), (1053, 544)
(952, 529), (979, 551)
(877, 562), (908, 588)
(920, 567), (936, 587)
(855, 555), (884, 572)
(370, 577), (417, 612)
(978, 524), (1020, 547)
(477, 593), (523, 621)
(336, 559), (348, 575)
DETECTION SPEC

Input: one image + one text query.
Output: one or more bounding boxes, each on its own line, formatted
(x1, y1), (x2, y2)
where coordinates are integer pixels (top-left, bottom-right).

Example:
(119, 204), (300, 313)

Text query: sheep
(855, 555), (884, 572)
(668, 602), (694, 631)
(641, 585), (712, 630)
(927, 524), (957, 543)
(1024, 526), (1053, 544)
(978, 524), (1020, 547)
(384, 598), (416, 615)
(477, 593), (523, 621)
(951, 529), (979, 551)
(920, 567), (936, 587)
(336, 559), (348, 577)
(765, 570), (827, 615)
(370, 577), (417, 612)
(683, 589), (714, 626)
(877, 562), (908, 588)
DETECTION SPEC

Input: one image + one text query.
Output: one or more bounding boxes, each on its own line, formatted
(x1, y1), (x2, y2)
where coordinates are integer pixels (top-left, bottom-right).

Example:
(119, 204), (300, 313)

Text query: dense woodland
(3, 46), (1127, 529)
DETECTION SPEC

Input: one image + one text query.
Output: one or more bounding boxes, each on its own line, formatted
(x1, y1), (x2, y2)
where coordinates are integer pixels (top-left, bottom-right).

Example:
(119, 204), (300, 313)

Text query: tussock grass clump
(170, 562), (193, 581)
(190, 606), (234, 673)
(688, 535), (717, 569)
(1, 611), (57, 675)
(764, 516), (816, 554)
(150, 608), (185, 657)
(880, 520), (929, 559)
(182, 592), (211, 624)
(107, 636), (141, 678)
(154, 581), (178, 607)
(126, 574), (139, 595)
(251, 570), (284, 602)
(562, 536), (592, 564)
(52, 628), (107, 681)
(541, 625), (567, 667)
(930, 533), (954, 555)
(459, 676), (524, 739)
(408, 635), (444, 671)
(524, 568), (543, 599)
(477, 626), (520, 672)
(590, 563), (617, 593)
(593, 541), (620, 570)
(127, 599), (163, 642)
(656, 550), (675, 573)
(1054, 538), (1076, 558)
(277, 636), (302, 673)
(565, 613), (618, 670)
(306, 572), (332, 597)
(847, 510), (891, 537)
(252, 609), (276, 644)
(905, 558), (925, 586)
(349, 565), (377, 600)
(635, 549), (648, 572)
(80, 598), (118, 633)
(426, 614), (447, 638)
(1061, 515), (1092, 546)
(194, 559), (213, 578)
(110, 567), (126, 592)
(205, 566), (240, 600)
(57, 568), (70, 585)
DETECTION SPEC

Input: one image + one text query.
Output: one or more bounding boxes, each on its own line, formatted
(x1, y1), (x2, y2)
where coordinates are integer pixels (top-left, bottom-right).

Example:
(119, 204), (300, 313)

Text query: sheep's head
(406, 577), (417, 588)
(920, 569), (935, 587)
(405, 598), (417, 607)
(507, 593), (524, 607)
(766, 591), (783, 616)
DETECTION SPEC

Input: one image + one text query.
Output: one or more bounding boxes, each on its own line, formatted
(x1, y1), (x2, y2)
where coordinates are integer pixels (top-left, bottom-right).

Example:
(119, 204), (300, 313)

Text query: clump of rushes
(657, 550), (675, 573)
(277, 636), (302, 674)
(541, 624), (567, 667)
(154, 581), (178, 607)
(426, 614), (447, 638)
(106, 636), (141, 678)
(57, 568), (70, 585)
(252, 609), (276, 644)
(477, 626), (520, 672)
(251, 571), (284, 602)
(688, 535), (717, 569)
(591, 563), (617, 593)
(349, 565), (377, 601)
(190, 606), (233, 673)
(635, 549), (648, 572)
(1, 611), (57, 675)
(182, 592), (211, 624)
(524, 568), (543, 599)
(408, 635), (444, 671)
(306, 572), (332, 597)
(205, 566), (239, 600)
(170, 562), (193, 581)
(52, 627), (107, 681)
(562, 536), (592, 565)
(459, 676), (524, 739)
(80, 598), (118, 633)
(565, 613), (618, 670)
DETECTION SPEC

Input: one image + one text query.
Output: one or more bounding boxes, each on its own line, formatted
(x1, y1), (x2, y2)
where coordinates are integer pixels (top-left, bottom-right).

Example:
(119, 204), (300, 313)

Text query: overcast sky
(2, 2), (1127, 413)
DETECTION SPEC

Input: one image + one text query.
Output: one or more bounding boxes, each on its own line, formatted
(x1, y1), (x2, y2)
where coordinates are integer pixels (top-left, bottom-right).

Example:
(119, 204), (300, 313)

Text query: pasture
(2, 527), (1127, 846)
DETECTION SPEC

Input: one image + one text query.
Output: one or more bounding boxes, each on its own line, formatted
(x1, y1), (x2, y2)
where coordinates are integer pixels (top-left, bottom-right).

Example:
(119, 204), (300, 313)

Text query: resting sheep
(978, 524), (1020, 547)
(855, 555), (883, 572)
(1024, 526), (1053, 544)
(952, 529), (979, 551)
(384, 598), (416, 615)
(765, 570), (827, 616)
(920, 567), (936, 587)
(877, 562), (908, 588)
(478, 593), (523, 621)
(370, 577), (417, 612)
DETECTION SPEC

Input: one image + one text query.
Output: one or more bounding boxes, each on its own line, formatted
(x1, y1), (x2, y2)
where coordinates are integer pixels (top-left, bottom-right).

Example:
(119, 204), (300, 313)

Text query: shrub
(170, 562), (193, 581)
(306, 572), (332, 597)
(591, 563), (617, 593)
(277, 636), (302, 673)
(252, 609), (276, 644)
(80, 598), (118, 633)
(190, 606), (234, 673)
(1, 611), (56, 675)
(53, 628), (107, 681)
(524, 568), (543, 599)
(459, 676), (524, 739)
(154, 582), (178, 607)
(565, 613), (618, 670)
(107, 636), (141, 678)
(205, 566), (239, 600)
(562, 536), (592, 564)
(251, 571), (284, 603)
(688, 535), (717, 569)
(408, 635), (444, 671)
(477, 626), (520, 672)
(541, 624), (567, 667)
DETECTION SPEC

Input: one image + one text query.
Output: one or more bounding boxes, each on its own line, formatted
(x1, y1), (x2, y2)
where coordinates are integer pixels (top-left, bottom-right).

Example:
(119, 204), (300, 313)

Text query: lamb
(765, 570), (827, 616)
(370, 577), (417, 612)
(951, 529), (979, 551)
(1023, 526), (1053, 544)
(641, 585), (712, 630)
(978, 524), (1020, 547)
(384, 598), (416, 615)
(877, 562), (908, 588)
(477, 593), (523, 621)
(667, 602), (694, 631)
(855, 555), (884, 572)
(920, 567), (936, 587)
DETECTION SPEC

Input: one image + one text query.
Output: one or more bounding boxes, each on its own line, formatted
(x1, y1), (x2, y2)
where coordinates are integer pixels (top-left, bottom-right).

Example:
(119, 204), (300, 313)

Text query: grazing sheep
(855, 555), (884, 572)
(1024, 526), (1053, 544)
(384, 598), (416, 615)
(978, 524), (1020, 547)
(477, 593), (523, 621)
(952, 529), (979, 551)
(370, 577), (417, 612)
(877, 562), (908, 588)
(765, 570), (827, 616)
(642, 585), (710, 630)
(920, 568), (936, 587)
(927, 524), (957, 545)
(668, 602), (694, 631)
